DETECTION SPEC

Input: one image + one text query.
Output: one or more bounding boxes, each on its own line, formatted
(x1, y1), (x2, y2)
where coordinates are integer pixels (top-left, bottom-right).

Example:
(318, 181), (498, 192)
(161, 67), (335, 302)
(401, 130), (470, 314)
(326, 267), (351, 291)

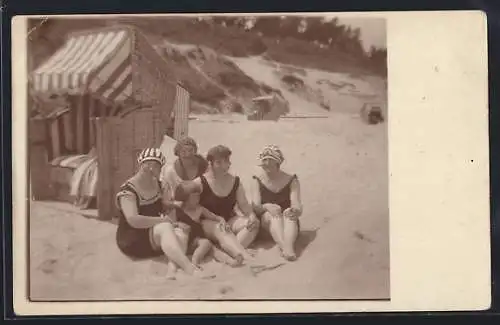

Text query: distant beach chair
(360, 103), (385, 125)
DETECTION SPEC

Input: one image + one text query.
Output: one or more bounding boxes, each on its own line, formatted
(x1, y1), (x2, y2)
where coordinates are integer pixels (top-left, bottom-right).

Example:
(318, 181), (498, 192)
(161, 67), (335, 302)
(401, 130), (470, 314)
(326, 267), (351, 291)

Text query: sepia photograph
(26, 13), (388, 302)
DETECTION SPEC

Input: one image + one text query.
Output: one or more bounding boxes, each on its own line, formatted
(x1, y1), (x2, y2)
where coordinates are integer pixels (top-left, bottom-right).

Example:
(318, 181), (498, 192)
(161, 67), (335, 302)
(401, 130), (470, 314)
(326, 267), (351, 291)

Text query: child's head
(174, 182), (202, 207)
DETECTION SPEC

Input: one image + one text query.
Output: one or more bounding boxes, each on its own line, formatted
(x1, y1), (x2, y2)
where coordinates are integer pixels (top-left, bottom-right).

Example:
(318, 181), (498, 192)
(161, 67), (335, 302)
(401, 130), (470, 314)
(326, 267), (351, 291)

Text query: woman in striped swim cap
(249, 145), (303, 261)
(115, 147), (213, 279)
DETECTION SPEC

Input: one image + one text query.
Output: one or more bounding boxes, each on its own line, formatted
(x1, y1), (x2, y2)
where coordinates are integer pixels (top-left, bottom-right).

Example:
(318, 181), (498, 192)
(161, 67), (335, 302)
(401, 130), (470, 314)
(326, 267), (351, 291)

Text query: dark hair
(206, 145), (232, 163)
(174, 137), (198, 157)
(174, 182), (202, 202)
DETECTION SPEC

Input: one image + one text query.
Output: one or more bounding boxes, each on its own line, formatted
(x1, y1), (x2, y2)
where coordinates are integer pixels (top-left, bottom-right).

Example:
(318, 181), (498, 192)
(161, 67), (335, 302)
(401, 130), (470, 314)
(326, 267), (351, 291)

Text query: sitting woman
(250, 145), (303, 261)
(191, 145), (260, 262)
(173, 183), (243, 267)
(115, 148), (206, 277)
(161, 136), (208, 195)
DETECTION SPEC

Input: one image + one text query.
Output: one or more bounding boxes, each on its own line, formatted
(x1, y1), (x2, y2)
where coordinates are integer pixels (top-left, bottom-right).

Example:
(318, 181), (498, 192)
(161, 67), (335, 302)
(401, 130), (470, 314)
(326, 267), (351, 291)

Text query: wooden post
(76, 94), (87, 154)
(49, 115), (61, 160)
(95, 117), (115, 220)
(89, 97), (96, 149)
(29, 118), (54, 200)
(173, 84), (190, 140)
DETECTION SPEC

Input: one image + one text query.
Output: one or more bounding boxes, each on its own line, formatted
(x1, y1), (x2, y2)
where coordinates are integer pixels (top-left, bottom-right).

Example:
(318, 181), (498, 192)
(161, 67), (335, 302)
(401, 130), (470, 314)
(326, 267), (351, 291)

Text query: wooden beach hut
(29, 25), (190, 219)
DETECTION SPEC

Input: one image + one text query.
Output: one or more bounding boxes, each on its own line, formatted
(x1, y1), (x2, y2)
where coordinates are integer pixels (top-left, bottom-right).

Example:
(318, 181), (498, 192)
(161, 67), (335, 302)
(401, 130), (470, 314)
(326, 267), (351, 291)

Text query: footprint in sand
(218, 285), (234, 295)
(38, 258), (58, 274)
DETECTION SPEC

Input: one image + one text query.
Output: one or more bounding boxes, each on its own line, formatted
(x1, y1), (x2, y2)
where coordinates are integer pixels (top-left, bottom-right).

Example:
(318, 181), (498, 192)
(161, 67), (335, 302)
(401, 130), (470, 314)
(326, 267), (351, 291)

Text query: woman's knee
(198, 238), (212, 248)
(265, 205), (282, 216)
(153, 221), (175, 237)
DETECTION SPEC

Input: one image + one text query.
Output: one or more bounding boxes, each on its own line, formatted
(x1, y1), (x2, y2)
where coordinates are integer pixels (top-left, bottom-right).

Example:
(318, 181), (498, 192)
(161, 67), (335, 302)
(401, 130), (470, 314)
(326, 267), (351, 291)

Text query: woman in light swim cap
(250, 145), (303, 261)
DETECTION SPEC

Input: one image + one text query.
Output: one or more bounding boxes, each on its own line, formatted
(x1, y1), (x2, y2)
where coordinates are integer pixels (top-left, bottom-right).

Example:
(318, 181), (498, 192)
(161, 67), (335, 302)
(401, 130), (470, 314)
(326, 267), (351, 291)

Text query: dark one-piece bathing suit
(199, 175), (240, 221)
(175, 207), (206, 247)
(115, 180), (164, 258)
(253, 174), (301, 230)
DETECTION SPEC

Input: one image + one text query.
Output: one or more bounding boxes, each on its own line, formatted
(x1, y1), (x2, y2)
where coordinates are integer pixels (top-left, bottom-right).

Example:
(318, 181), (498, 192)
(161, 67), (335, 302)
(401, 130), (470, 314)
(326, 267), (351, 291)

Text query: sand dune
(29, 54), (389, 301)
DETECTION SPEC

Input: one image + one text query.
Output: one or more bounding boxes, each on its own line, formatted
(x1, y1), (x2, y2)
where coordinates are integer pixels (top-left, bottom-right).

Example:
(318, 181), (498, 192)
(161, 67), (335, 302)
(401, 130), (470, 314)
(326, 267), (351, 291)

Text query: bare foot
(192, 267), (216, 279)
(166, 262), (178, 279)
(233, 254), (244, 266)
(166, 272), (177, 280)
(280, 247), (297, 262)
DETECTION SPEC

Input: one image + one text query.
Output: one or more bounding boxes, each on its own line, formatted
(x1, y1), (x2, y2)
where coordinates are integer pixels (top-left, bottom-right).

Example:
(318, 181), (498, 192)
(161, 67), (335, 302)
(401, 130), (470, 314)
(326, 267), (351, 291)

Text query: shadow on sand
(252, 228), (318, 258)
(143, 228), (319, 266)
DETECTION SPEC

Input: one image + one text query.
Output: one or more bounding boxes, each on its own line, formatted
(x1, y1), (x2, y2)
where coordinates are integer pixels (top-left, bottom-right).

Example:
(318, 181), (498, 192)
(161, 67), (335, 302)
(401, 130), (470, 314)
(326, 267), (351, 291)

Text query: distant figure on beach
(114, 148), (209, 278)
(250, 145), (303, 261)
(191, 145), (261, 263)
(161, 136), (208, 194)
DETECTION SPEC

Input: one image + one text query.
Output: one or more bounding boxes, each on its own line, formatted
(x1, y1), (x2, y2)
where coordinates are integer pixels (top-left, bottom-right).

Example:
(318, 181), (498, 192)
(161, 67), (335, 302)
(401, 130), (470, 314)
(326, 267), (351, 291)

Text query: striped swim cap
(259, 145), (284, 165)
(137, 148), (166, 166)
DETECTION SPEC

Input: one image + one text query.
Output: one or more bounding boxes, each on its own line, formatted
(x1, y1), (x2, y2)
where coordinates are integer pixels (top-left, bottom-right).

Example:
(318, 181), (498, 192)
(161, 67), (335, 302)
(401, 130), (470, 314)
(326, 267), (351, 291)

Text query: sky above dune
(335, 17), (387, 51)
(242, 15), (387, 52)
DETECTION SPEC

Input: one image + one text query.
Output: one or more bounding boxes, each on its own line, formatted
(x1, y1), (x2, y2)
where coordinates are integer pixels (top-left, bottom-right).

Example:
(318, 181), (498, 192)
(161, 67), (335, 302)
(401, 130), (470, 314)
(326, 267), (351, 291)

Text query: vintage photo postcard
(12, 11), (490, 315)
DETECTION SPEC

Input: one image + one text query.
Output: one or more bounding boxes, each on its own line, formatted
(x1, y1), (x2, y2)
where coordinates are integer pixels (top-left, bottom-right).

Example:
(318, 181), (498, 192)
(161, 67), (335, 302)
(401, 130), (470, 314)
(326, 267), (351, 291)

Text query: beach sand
(30, 111), (389, 300)
(29, 54), (389, 301)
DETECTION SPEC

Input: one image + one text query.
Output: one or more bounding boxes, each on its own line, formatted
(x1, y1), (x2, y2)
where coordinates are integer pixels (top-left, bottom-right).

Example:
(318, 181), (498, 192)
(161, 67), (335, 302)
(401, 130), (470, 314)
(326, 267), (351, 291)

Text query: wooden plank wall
(173, 85), (190, 140)
(95, 117), (116, 220)
(95, 108), (163, 220)
(29, 118), (54, 200)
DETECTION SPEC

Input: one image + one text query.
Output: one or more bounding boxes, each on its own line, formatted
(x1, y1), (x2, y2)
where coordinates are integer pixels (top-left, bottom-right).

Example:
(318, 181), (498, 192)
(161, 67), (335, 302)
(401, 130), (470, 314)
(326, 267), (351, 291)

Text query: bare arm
(192, 177), (203, 191)
(118, 192), (164, 229)
(249, 177), (261, 206)
(200, 207), (225, 223)
(160, 168), (183, 210)
(289, 177), (303, 217)
(236, 183), (256, 218)
(161, 183), (181, 210)
(249, 177), (271, 217)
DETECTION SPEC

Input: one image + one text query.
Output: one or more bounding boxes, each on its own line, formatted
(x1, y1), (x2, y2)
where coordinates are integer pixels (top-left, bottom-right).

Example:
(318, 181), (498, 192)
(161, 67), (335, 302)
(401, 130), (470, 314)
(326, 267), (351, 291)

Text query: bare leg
(202, 220), (252, 260)
(212, 246), (241, 267)
(166, 227), (191, 278)
(152, 222), (199, 275)
(282, 217), (299, 260)
(166, 261), (177, 280)
(191, 238), (213, 266)
(261, 211), (285, 250)
(174, 227), (190, 252)
(230, 216), (261, 248)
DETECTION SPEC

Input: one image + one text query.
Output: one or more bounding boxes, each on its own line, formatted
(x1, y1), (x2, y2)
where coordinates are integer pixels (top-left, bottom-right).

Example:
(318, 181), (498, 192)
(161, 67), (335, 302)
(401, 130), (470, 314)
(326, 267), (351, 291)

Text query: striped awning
(31, 28), (133, 102)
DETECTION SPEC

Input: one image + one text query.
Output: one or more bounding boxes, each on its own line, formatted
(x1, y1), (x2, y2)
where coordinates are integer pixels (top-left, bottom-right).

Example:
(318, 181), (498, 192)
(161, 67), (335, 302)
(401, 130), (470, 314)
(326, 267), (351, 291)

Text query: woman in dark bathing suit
(250, 145), (303, 261)
(191, 145), (259, 264)
(173, 182), (243, 267)
(115, 148), (207, 278)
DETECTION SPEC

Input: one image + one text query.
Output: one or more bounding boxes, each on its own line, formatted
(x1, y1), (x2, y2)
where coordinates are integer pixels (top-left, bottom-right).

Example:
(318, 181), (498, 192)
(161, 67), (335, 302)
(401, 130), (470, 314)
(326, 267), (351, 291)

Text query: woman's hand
(159, 213), (174, 224)
(263, 203), (282, 219)
(176, 222), (191, 233)
(283, 208), (299, 221)
(217, 219), (231, 233)
(246, 214), (260, 230)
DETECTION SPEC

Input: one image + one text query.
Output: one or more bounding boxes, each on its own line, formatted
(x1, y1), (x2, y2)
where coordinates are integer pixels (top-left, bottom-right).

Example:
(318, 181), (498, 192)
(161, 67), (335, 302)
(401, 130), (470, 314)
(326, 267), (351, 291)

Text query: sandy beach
(30, 108), (389, 300)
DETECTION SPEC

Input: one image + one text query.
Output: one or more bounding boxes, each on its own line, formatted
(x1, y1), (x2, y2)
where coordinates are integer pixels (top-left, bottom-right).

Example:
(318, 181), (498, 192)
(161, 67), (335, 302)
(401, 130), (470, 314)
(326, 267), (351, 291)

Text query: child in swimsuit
(174, 182), (234, 267)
